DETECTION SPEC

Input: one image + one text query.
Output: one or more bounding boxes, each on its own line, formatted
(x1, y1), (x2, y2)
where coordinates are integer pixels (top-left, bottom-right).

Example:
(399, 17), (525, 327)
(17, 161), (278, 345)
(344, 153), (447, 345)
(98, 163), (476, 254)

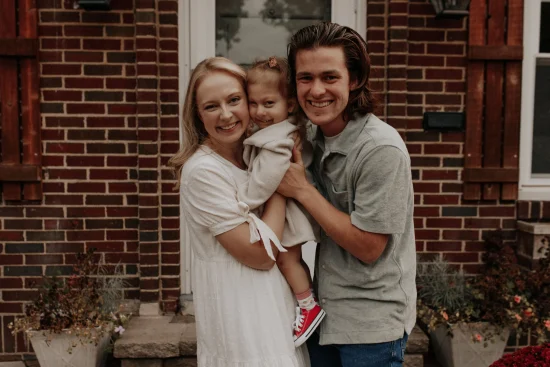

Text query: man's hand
(277, 145), (310, 199)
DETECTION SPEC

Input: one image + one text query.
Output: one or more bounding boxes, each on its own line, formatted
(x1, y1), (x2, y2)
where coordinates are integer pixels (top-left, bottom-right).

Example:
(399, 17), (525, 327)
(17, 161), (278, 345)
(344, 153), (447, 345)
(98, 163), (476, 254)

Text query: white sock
(298, 294), (316, 310)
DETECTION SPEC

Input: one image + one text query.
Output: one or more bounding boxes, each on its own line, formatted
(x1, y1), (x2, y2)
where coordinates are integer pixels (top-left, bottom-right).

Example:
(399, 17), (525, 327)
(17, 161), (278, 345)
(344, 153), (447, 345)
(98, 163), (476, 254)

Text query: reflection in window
(540, 2), (550, 53)
(216, 0), (331, 67)
(531, 58), (550, 175)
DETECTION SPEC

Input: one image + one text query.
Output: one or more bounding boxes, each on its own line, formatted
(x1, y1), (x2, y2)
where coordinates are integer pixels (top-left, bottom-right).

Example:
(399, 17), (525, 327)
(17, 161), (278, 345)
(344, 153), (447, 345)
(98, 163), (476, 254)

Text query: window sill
(518, 187), (550, 201)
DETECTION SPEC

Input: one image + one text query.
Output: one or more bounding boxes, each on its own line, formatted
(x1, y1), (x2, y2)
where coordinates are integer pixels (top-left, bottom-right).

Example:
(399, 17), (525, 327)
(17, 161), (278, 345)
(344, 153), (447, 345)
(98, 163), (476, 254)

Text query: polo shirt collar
(313, 113), (370, 155)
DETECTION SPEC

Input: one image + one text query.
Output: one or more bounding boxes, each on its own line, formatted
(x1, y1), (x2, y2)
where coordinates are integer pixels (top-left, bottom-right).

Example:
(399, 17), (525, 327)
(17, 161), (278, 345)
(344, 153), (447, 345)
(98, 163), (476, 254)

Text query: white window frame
(519, 0), (550, 200)
(178, 0), (366, 294)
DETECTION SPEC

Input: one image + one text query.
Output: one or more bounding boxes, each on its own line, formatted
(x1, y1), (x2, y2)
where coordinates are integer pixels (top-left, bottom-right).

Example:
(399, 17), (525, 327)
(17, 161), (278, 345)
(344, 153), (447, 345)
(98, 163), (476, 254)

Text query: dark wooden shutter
(464, 0), (523, 201)
(0, 0), (42, 201)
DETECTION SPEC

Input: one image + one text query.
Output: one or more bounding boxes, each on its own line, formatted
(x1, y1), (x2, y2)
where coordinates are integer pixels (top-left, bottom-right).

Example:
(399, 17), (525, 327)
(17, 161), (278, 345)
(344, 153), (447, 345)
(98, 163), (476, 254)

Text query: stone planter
(430, 322), (510, 367)
(517, 221), (550, 269)
(28, 329), (111, 367)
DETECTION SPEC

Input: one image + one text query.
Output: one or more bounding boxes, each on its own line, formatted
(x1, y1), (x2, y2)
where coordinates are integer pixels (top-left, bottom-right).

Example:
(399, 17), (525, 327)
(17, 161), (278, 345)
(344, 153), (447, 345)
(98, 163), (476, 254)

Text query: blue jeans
(306, 331), (409, 367)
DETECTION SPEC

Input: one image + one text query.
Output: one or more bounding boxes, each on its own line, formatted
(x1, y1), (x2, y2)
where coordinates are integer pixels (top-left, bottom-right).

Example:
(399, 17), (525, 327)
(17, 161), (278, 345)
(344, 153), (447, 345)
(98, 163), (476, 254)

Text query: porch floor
(113, 315), (429, 367)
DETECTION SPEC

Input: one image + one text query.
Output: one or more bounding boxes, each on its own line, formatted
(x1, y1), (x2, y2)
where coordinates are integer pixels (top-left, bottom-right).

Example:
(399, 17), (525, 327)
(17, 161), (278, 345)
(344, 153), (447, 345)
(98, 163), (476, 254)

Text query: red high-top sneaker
(293, 304), (326, 347)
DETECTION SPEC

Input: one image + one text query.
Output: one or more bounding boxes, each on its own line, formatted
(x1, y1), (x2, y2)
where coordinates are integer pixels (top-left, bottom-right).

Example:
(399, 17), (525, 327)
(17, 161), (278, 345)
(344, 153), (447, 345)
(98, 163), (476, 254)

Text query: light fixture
(77, 0), (111, 10)
(429, 0), (470, 18)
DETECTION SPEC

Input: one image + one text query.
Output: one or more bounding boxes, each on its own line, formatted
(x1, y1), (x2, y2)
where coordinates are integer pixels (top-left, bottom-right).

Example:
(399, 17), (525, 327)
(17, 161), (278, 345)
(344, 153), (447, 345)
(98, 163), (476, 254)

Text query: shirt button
(321, 264), (326, 270)
(321, 299), (326, 304)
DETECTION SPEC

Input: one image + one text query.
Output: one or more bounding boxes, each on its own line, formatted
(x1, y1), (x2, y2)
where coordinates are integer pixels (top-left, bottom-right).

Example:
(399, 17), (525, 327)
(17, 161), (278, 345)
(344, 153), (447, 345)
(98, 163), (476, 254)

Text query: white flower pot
(430, 322), (510, 367)
(28, 330), (111, 367)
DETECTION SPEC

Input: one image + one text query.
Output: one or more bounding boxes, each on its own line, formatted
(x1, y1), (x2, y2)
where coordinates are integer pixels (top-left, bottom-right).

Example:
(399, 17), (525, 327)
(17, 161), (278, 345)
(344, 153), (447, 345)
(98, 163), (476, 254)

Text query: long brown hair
(167, 57), (246, 188)
(287, 22), (377, 121)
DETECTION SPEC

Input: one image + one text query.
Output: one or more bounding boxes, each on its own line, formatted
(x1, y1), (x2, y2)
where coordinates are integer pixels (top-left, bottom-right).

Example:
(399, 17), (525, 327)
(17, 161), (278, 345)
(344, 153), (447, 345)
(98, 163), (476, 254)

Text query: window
(519, 0), (550, 200)
(215, 0), (331, 66)
(177, 0), (365, 293)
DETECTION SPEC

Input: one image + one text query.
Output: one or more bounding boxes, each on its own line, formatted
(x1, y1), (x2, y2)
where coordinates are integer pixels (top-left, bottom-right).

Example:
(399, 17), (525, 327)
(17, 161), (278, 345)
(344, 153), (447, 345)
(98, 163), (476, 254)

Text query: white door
(179, 0), (366, 294)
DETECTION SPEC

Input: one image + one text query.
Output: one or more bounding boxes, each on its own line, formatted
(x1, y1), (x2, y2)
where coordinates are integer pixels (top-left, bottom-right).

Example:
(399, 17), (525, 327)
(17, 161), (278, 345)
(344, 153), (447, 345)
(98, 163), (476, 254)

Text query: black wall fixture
(78, 0), (111, 10)
(423, 112), (465, 132)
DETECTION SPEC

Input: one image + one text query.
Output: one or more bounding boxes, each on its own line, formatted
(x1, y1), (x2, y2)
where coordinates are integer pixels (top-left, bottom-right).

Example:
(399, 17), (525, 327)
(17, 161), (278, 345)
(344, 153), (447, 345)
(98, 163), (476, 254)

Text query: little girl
(238, 56), (325, 347)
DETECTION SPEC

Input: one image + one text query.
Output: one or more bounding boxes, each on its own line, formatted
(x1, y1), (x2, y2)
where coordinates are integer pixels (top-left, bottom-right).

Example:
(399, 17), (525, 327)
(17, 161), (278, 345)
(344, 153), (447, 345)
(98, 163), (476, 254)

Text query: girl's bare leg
(278, 245), (325, 348)
(276, 245), (310, 294)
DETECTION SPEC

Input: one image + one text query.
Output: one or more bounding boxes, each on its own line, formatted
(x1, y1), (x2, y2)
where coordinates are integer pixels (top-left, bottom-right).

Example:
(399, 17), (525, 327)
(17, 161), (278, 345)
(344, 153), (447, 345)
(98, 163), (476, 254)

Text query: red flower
(490, 344), (550, 366)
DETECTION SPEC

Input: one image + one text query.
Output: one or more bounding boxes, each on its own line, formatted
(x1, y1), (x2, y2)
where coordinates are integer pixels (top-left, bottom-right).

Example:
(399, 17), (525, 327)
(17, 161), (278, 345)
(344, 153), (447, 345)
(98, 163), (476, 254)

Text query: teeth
(310, 101), (331, 108)
(219, 122), (237, 130)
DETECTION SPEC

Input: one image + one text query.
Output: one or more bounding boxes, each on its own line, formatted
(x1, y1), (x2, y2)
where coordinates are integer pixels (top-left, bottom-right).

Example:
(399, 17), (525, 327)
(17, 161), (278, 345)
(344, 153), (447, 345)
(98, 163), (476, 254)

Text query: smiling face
(247, 77), (292, 129)
(195, 71), (249, 149)
(295, 46), (355, 136)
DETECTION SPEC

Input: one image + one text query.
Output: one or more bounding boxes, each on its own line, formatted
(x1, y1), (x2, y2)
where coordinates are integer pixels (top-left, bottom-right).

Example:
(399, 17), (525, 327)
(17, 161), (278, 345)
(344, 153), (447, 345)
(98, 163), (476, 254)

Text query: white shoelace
(293, 307), (305, 332)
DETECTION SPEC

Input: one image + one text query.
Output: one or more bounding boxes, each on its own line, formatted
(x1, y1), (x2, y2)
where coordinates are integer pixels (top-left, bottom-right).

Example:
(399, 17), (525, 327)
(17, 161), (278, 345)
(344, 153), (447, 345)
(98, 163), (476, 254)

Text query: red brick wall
(0, 0), (180, 359)
(366, 0), (517, 273)
(518, 201), (550, 221)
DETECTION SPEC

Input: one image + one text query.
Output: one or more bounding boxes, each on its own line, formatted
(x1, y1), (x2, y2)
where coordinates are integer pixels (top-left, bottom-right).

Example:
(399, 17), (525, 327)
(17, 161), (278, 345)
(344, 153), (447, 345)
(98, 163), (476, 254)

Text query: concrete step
(114, 315), (196, 360)
(405, 326), (430, 367)
(115, 315), (429, 367)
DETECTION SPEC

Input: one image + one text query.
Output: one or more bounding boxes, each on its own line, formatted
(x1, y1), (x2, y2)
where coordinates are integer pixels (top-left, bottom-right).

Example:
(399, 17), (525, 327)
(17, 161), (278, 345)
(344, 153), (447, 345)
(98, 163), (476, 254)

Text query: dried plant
(9, 248), (131, 353)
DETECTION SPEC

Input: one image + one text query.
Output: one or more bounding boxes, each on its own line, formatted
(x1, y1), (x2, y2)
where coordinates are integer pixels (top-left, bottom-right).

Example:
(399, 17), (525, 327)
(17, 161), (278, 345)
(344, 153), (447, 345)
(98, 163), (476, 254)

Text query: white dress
(180, 146), (310, 367)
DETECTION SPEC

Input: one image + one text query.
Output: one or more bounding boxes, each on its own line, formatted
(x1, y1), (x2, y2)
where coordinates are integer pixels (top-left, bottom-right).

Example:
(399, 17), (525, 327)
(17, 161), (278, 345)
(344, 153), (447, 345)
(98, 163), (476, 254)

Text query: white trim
(519, 0), (550, 200)
(177, 0), (193, 294)
(178, 0), (190, 138)
(178, 0), (366, 294)
(332, 0), (367, 38)
(189, 0), (215, 69)
(355, 0), (367, 40)
(519, 187), (550, 201)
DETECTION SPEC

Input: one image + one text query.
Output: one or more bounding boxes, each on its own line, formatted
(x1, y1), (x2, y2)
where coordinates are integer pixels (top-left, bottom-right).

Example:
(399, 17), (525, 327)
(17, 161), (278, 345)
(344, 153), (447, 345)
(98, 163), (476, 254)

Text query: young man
(277, 22), (417, 367)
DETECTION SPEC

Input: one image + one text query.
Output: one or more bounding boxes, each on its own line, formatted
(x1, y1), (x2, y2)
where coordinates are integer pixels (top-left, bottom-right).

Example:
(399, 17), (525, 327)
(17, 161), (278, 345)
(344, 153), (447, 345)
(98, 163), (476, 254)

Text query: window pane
(531, 58), (550, 176)
(541, 2), (550, 53)
(216, 0), (331, 66)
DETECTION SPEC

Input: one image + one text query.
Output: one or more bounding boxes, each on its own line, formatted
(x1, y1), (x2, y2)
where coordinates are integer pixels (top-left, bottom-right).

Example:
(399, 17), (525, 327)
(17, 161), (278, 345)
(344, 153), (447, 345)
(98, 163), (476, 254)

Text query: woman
(168, 57), (309, 366)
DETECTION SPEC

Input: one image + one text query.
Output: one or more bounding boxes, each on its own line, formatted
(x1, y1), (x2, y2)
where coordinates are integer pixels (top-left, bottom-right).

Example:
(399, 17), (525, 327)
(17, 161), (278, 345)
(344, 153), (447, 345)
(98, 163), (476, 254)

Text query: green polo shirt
(308, 113), (417, 345)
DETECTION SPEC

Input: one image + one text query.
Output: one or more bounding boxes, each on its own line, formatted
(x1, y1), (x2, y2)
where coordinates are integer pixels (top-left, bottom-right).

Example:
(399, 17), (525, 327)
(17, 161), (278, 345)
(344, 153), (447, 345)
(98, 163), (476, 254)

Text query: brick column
(135, 0), (162, 304)
(386, 0), (409, 131)
(366, 0), (388, 118)
(157, 0), (181, 313)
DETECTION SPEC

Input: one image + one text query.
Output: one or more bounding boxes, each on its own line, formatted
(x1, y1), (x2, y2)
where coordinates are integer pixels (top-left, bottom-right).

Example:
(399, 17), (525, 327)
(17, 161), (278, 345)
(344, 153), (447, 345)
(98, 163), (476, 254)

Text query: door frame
(178, 0), (367, 294)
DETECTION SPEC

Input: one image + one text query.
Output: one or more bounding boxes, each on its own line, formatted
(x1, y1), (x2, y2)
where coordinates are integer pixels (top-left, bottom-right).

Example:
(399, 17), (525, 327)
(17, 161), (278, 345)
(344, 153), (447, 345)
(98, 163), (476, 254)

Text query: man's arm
(277, 146), (388, 264)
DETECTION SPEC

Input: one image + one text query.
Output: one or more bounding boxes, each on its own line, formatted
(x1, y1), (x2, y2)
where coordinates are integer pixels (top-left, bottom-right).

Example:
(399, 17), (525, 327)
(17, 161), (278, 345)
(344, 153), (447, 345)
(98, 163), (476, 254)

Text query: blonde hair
(167, 57), (247, 188)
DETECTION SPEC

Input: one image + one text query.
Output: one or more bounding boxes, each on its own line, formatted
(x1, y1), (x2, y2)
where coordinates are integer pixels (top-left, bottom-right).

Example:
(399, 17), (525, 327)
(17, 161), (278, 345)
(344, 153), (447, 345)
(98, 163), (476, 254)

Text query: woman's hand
(277, 145), (310, 199)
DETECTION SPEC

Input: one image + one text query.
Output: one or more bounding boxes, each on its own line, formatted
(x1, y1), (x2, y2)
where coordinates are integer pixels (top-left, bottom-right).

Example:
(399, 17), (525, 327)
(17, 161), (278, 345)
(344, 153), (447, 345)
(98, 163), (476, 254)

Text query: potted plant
(417, 232), (550, 367)
(490, 343), (550, 366)
(417, 257), (511, 367)
(9, 249), (131, 367)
